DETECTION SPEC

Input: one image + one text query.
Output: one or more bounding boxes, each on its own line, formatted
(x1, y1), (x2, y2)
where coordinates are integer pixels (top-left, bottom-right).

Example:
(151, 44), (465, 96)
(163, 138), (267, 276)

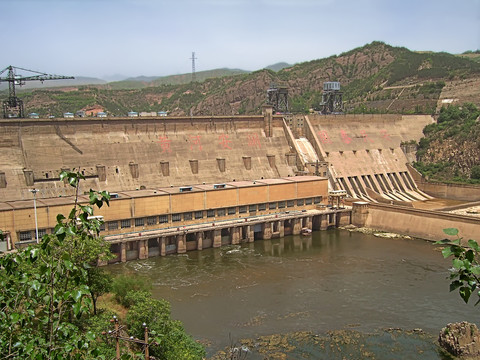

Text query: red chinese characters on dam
(359, 130), (373, 143)
(316, 129), (392, 145)
(158, 136), (172, 153)
(247, 133), (261, 149)
(189, 135), (203, 151)
(158, 133), (263, 151)
(317, 130), (332, 144)
(340, 129), (352, 144)
(218, 134), (232, 149)
(380, 129), (392, 141)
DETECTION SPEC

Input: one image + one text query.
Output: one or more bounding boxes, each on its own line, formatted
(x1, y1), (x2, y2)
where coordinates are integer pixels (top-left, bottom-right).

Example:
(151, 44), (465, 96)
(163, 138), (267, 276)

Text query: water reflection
(106, 229), (477, 357)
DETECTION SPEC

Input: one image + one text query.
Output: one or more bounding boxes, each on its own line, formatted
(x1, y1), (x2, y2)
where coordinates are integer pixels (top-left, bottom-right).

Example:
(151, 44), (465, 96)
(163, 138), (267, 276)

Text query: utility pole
(190, 52), (197, 82)
(29, 188), (39, 243)
(106, 316), (154, 360)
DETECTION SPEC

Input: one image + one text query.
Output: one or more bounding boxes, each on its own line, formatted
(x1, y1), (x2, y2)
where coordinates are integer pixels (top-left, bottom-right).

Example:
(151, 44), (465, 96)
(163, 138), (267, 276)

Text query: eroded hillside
(414, 103), (480, 183)
(2, 42), (480, 117)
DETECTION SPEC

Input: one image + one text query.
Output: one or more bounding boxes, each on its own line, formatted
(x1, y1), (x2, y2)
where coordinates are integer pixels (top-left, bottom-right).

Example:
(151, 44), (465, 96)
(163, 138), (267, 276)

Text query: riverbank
(209, 328), (450, 360)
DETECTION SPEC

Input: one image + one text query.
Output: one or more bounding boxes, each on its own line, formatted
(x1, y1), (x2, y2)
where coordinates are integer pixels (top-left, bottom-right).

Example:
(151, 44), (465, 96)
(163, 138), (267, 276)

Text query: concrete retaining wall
(407, 164), (480, 201)
(352, 202), (479, 243)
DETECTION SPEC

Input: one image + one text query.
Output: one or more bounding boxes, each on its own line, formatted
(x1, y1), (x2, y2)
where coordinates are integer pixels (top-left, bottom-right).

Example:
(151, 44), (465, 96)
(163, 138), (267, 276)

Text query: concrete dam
(5, 107), (466, 256)
(0, 109), (432, 203)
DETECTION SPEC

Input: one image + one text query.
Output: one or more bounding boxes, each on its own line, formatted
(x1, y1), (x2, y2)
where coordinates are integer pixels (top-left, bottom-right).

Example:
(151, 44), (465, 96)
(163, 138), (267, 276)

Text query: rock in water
(439, 322), (480, 358)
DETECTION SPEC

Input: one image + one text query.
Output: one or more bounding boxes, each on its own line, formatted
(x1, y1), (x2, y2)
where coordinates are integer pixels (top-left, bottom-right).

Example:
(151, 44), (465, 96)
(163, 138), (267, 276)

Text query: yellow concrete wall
(96, 199), (132, 220)
(268, 183), (296, 201)
(130, 196), (170, 217)
(205, 189), (237, 209)
(13, 208), (45, 231)
(0, 210), (13, 232)
(297, 180), (325, 198)
(238, 186), (268, 205)
(1, 177), (329, 245)
(171, 192), (205, 213)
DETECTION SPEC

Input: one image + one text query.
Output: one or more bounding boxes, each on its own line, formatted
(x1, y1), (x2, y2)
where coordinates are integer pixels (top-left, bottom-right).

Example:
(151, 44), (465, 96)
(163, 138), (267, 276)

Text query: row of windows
(18, 228), (47, 242)
(18, 197), (323, 239)
(105, 197), (322, 228)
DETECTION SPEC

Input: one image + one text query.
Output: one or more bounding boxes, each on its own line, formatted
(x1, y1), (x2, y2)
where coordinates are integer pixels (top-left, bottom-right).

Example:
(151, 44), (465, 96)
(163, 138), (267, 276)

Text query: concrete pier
(104, 208), (351, 264)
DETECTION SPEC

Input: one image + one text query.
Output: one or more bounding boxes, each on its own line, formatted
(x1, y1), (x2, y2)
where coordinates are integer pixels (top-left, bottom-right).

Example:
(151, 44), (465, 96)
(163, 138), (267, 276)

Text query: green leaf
(29, 248), (39, 260)
(466, 249), (475, 263)
(10, 312), (20, 323)
(441, 247), (453, 258)
(66, 226), (76, 236)
(64, 260), (73, 270)
(450, 280), (463, 292)
(71, 290), (83, 302)
(459, 286), (472, 303)
(31, 279), (41, 291)
(85, 331), (96, 341)
(436, 239), (451, 245)
(453, 258), (464, 269)
(55, 226), (65, 235)
(468, 239), (480, 252)
(73, 301), (83, 317)
(68, 207), (77, 220)
(443, 228), (459, 236)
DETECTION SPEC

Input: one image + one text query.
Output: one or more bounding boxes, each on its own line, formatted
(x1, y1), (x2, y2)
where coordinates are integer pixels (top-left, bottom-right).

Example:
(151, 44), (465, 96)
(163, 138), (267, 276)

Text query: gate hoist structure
(0, 65), (74, 118)
(319, 81), (344, 114)
(267, 84), (289, 114)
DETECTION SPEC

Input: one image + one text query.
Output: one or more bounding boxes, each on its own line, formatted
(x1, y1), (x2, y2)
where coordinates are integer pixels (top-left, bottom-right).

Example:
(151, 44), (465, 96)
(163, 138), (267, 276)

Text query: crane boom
(0, 65), (75, 118)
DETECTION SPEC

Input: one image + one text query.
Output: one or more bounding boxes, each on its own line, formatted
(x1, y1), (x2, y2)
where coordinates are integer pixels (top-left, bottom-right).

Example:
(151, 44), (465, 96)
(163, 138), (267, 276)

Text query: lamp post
(29, 188), (39, 243)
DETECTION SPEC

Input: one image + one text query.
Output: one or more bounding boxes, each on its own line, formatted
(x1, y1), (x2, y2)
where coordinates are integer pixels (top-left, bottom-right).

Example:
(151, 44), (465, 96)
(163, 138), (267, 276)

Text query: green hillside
(2, 41), (480, 117)
(414, 103), (480, 183)
(104, 68), (248, 90)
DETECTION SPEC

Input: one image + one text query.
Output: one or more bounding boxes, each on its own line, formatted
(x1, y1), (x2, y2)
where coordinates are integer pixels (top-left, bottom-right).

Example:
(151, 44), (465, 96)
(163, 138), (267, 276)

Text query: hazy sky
(2, 0), (479, 80)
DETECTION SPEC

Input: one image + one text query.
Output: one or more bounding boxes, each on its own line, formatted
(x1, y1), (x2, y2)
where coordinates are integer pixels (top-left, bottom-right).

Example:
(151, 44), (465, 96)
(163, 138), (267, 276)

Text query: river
(106, 229), (478, 358)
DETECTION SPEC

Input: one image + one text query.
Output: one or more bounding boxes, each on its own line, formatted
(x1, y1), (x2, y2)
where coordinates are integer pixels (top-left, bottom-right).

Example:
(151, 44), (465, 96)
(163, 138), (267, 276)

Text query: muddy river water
(106, 229), (478, 358)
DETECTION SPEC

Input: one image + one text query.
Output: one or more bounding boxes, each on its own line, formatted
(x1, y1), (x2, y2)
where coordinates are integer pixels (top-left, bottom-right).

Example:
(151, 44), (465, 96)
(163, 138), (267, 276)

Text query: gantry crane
(0, 65), (74, 118)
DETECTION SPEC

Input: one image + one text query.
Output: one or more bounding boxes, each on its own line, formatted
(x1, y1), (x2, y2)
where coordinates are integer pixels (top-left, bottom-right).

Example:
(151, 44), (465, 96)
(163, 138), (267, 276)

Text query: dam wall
(407, 164), (480, 201)
(0, 115), (294, 202)
(304, 114), (434, 201)
(352, 202), (479, 242)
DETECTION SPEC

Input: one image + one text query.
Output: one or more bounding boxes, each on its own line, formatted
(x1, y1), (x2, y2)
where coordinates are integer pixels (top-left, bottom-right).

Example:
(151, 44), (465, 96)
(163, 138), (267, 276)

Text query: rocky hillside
(414, 103), (480, 183)
(2, 42), (480, 117)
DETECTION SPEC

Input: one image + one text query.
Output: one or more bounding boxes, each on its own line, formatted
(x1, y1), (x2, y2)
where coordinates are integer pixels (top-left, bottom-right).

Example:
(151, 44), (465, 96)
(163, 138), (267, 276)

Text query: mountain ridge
(2, 41), (480, 117)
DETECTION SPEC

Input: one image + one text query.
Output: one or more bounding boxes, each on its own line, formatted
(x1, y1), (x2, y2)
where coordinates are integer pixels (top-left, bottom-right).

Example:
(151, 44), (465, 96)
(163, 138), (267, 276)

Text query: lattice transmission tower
(190, 52), (197, 82)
